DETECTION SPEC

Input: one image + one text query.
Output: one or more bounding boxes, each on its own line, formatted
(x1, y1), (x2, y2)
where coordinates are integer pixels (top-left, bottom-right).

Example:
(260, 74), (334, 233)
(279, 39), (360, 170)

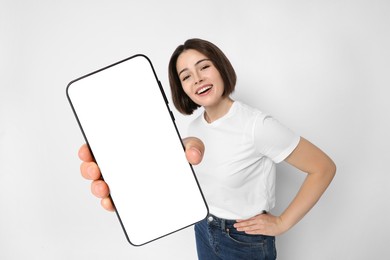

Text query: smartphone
(66, 54), (208, 246)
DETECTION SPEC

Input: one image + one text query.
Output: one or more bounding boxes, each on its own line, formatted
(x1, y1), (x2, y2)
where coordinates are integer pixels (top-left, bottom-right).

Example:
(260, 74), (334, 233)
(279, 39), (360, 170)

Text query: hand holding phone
(67, 55), (208, 246)
(79, 137), (205, 211)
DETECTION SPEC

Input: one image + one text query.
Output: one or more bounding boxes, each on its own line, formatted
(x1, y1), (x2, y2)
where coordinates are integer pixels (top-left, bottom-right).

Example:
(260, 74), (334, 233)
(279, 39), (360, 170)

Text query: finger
(234, 215), (266, 229)
(234, 220), (256, 229)
(243, 222), (272, 235)
(234, 216), (257, 225)
(183, 137), (204, 165)
(237, 224), (263, 233)
(101, 197), (115, 212)
(91, 179), (110, 198)
(78, 143), (94, 162)
(80, 161), (101, 180)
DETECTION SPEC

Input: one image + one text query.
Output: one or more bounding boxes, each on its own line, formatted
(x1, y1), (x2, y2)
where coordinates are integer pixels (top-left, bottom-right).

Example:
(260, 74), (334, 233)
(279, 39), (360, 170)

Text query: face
(176, 49), (225, 109)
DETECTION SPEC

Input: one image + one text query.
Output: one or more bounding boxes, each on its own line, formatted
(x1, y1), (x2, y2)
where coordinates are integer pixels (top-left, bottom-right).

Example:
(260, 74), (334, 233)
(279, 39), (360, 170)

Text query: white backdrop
(1, 0), (389, 259)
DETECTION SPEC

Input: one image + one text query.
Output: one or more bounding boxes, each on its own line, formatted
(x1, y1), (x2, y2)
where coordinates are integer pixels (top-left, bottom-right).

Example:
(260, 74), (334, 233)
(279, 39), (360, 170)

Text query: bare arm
(234, 137), (336, 236)
(279, 137), (336, 232)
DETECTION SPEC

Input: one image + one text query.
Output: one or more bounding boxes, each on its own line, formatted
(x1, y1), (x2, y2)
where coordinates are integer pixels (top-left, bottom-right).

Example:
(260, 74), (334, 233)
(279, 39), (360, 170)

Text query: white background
(1, 0), (389, 259)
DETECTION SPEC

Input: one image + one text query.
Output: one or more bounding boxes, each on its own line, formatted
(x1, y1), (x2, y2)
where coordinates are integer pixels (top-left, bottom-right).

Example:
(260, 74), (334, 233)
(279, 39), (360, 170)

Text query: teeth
(197, 86), (212, 94)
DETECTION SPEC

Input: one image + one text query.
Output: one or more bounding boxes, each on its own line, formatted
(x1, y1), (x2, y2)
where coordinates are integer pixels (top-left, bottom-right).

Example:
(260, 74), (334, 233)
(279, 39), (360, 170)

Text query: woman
(79, 38), (336, 259)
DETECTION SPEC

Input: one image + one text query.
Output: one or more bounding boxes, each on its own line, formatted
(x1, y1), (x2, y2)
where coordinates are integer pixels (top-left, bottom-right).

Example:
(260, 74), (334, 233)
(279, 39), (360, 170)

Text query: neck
(204, 97), (234, 123)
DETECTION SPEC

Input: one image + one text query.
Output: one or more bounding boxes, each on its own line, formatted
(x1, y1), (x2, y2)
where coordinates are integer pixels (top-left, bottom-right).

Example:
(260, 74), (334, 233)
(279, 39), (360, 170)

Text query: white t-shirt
(188, 101), (300, 220)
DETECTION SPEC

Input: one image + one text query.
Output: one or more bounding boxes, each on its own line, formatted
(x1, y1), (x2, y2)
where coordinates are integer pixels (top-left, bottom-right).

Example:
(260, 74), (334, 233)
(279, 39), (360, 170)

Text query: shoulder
(235, 101), (269, 123)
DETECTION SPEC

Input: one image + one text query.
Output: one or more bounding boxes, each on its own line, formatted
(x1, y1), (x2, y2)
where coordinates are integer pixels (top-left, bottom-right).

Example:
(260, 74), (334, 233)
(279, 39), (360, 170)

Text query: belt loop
(221, 218), (225, 231)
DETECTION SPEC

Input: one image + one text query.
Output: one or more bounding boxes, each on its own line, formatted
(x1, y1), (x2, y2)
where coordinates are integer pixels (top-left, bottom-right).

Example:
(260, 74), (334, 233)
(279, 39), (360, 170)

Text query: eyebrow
(178, 58), (211, 77)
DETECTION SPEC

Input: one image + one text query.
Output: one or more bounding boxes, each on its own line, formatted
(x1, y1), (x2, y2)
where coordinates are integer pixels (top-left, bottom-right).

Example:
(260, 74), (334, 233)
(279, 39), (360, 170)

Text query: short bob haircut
(168, 38), (237, 115)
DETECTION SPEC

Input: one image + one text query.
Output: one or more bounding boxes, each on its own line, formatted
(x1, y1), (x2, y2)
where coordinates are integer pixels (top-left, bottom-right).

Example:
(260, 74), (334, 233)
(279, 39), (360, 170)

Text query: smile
(196, 85), (213, 95)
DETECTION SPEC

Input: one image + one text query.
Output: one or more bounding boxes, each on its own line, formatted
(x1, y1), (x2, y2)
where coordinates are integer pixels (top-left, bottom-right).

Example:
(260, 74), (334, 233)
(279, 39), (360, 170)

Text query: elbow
(309, 157), (336, 182)
(329, 160), (337, 179)
(322, 158), (336, 182)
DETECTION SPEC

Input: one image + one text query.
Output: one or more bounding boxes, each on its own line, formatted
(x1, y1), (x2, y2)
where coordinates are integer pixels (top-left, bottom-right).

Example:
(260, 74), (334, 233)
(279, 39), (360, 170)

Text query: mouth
(196, 85), (213, 95)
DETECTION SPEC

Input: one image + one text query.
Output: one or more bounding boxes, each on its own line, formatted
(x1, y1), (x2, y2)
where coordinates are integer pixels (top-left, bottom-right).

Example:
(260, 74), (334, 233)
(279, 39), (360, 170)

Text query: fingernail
(191, 147), (201, 156)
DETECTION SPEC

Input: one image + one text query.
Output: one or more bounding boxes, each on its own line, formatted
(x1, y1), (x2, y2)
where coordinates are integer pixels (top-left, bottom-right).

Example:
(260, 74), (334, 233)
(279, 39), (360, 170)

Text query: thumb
(183, 137), (205, 165)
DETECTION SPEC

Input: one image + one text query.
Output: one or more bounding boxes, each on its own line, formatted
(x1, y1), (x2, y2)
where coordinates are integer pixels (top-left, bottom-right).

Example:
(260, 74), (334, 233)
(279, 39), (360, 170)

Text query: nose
(193, 71), (203, 85)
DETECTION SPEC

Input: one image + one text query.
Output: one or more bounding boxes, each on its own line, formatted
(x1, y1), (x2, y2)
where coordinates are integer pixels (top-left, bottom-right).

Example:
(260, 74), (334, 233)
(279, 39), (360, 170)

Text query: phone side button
(169, 110), (175, 121)
(158, 80), (169, 104)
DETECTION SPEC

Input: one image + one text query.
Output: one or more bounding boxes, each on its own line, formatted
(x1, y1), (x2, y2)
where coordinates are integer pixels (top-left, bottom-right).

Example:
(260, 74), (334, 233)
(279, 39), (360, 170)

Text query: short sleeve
(253, 114), (300, 163)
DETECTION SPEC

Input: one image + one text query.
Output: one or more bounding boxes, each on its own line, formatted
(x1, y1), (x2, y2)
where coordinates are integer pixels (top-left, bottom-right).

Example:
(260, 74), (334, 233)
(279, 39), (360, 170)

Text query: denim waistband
(205, 212), (267, 231)
(205, 214), (236, 231)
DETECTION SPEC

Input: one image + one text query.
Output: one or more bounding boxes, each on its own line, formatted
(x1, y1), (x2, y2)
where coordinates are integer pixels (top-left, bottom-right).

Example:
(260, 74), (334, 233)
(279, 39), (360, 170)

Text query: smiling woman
(79, 38), (336, 260)
(168, 39), (236, 116)
(166, 38), (336, 260)
(176, 49), (228, 122)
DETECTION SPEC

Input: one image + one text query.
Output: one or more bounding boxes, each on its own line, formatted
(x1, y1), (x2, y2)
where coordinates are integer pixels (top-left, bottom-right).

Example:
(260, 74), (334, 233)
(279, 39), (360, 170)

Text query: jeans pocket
(225, 228), (265, 247)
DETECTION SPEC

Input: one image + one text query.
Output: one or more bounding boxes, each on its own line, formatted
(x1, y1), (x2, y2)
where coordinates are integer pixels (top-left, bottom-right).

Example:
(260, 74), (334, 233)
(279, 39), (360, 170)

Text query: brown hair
(168, 38), (237, 115)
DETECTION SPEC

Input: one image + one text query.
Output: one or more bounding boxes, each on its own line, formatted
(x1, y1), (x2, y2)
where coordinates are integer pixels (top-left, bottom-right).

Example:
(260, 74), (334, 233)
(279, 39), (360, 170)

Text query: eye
(182, 75), (190, 81)
(201, 64), (210, 70)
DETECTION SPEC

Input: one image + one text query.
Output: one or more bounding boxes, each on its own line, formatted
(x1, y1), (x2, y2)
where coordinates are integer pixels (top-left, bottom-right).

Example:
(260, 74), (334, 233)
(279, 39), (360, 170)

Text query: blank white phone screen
(67, 55), (208, 246)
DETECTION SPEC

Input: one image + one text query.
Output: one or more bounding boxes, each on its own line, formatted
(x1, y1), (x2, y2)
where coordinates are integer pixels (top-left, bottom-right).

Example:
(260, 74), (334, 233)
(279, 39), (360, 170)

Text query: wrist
(278, 214), (294, 234)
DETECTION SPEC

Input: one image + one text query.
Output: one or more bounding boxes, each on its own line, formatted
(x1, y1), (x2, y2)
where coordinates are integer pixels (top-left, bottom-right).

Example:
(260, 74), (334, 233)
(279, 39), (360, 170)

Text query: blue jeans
(195, 214), (277, 260)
